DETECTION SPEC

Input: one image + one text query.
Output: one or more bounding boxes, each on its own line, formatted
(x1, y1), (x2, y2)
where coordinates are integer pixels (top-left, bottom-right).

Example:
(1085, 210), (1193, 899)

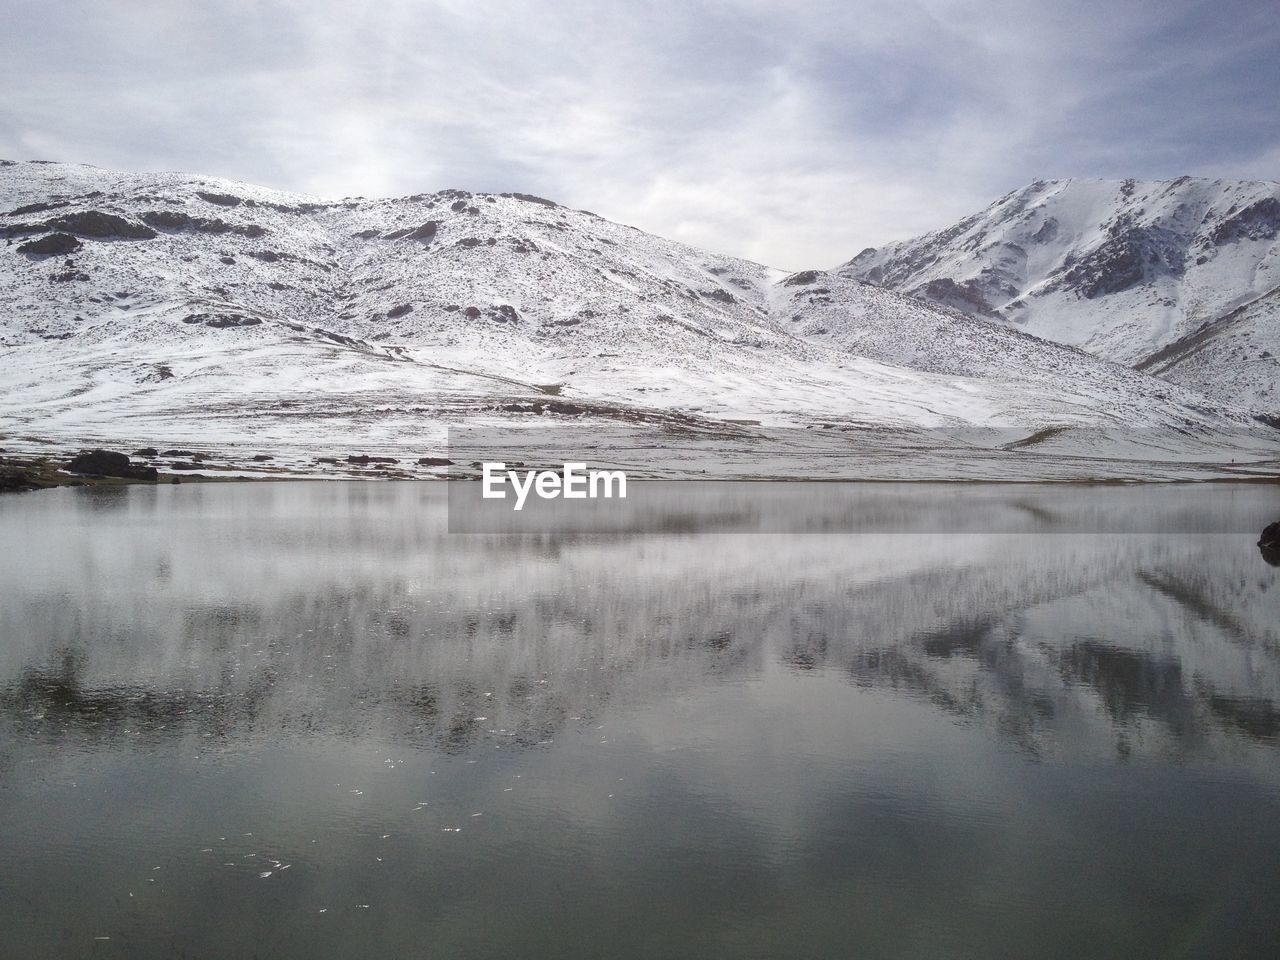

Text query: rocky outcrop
(140, 210), (267, 238)
(1261, 521), (1280, 567)
(181, 312), (262, 329)
(196, 191), (242, 207)
(1210, 198), (1280, 245)
(18, 233), (81, 256)
(915, 277), (999, 316)
(0, 466), (40, 493)
(45, 211), (157, 240)
(500, 192), (558, 208)
(404, 221), (439, 241)
(65, 449), (158, 480)
(1051, 227), (1186, 300)
(384, 220), (440, 241)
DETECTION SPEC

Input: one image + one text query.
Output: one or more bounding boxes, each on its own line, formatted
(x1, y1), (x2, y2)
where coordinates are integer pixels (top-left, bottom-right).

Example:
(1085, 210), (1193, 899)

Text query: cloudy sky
(2, 0), (1277, 269)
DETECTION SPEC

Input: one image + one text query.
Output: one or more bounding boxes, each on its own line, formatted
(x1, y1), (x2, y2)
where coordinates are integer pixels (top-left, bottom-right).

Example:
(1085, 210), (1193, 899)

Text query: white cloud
(1, 0), (1276, 269)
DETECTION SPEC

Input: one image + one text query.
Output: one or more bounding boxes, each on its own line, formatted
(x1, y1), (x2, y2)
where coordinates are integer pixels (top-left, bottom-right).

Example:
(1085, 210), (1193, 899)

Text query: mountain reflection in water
(1, 482), (1278, 960)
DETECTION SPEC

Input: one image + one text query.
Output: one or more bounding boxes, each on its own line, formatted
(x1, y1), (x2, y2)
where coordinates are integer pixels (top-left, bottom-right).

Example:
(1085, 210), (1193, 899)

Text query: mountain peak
(842, 175), (1280, 413)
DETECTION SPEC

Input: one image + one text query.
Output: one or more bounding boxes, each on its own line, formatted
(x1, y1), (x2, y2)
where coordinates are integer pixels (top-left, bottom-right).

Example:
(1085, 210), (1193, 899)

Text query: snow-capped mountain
(0, 161), (1276, 479)
(841, 177), (1280, 401)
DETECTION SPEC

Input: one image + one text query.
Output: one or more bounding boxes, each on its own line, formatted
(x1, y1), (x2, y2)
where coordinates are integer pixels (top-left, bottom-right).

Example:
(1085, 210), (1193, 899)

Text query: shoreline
(3, 452), (1277, 496)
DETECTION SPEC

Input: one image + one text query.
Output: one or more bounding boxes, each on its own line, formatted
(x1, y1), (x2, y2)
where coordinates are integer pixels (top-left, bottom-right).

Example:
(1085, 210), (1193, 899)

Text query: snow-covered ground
(1, 161), (1277, 479)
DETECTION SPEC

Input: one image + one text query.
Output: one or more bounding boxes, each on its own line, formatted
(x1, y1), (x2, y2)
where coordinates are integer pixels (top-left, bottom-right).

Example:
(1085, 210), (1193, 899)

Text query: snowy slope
(841, 178), (1280, 388)
(0, 161), (1276, 479)
(1138, 285), (1280, 416)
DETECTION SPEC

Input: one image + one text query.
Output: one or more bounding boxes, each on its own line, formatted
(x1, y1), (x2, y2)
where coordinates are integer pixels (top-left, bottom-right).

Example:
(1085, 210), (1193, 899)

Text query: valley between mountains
(1, 161), (1277, 481)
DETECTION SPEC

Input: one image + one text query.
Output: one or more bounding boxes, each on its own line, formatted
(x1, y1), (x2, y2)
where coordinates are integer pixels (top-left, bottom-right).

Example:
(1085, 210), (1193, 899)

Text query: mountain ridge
(1, 161), (1276, 480)
(840, 175), (1280, 413)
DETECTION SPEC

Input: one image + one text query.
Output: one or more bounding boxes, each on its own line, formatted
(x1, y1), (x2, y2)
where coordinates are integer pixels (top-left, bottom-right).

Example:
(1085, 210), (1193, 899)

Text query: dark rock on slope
(18, 232), (81, 256)
(46, 211), (157, 240)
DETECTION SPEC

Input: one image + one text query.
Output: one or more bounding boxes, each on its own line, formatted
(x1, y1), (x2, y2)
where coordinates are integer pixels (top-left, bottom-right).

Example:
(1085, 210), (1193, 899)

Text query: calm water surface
(2, 482), (1279, 959)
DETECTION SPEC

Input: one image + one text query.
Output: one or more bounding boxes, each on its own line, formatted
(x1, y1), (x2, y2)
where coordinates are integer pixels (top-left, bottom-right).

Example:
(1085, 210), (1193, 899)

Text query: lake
(2, 482), (1279, 959)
